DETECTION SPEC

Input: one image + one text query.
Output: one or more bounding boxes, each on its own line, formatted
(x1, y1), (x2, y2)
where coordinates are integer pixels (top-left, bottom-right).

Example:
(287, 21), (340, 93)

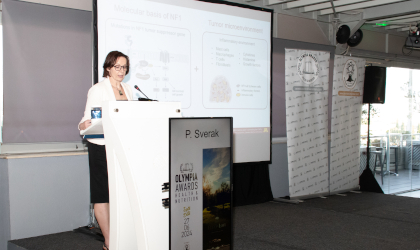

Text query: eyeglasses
(113, 65), (128, 71)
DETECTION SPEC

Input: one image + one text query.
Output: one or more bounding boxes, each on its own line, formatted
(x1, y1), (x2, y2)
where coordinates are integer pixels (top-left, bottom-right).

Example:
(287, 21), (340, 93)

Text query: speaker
(336, 25), (350, 44)
(363, 66), (386, 104)
(405, 34), (420, 49)
(347, 29), (363, 47)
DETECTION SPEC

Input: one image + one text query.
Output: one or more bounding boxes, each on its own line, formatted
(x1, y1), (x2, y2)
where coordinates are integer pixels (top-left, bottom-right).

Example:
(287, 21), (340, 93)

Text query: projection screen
(95, 0), (273, 163)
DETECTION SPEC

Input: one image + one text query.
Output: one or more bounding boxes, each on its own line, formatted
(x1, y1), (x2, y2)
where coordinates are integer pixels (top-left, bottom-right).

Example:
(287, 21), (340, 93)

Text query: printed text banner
(285, 49), (330, 199)
(170, 118), (232, 250)
(330, 55), (365, 193)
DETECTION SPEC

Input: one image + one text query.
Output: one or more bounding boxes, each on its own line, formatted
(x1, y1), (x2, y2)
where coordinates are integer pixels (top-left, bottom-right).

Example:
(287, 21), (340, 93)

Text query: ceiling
(241, 0), (420, 36)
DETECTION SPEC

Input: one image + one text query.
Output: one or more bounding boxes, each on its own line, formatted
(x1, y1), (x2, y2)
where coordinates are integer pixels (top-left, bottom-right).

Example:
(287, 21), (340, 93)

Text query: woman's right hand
(79, 119), (92, 130)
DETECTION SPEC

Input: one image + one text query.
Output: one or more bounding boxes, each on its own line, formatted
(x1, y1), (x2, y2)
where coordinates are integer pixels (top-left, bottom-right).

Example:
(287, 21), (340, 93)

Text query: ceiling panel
(237, 0), (419, 35)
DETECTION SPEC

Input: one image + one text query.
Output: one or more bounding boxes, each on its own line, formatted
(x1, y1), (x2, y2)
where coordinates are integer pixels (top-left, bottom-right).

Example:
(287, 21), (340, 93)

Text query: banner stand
(330, 187), (360, 196)
(169, 117), (233, 250)
(284, 49), (331, 199)
(330, 56), (365, 193)
(289, 191), (331, 201)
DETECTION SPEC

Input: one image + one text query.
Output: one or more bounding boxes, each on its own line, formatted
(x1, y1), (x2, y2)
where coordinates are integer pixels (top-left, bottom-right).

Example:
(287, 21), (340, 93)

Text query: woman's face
(107, 56), (127, 83)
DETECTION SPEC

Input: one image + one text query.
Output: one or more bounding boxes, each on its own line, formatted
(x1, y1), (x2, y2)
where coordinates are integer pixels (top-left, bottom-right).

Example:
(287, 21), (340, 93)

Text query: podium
(101, 101), (181, 250)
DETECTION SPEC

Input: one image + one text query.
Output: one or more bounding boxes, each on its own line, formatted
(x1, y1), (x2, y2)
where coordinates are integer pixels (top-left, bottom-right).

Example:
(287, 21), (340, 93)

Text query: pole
(366, 103), (371, 171)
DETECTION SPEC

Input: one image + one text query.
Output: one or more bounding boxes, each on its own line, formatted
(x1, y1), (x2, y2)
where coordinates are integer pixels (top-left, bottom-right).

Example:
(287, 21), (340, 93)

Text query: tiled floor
(373, 168), (420, 197)
(397, 190), (420, 198)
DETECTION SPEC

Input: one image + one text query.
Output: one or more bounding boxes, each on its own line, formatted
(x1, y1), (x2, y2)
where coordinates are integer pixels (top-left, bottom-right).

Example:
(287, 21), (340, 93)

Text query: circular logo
(297, 53), (320, 84)
(343, 59), (357, 89)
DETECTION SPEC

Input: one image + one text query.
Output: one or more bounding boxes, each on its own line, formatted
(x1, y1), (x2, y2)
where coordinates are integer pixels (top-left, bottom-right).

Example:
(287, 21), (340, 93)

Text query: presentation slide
(97, 0), (272, 163)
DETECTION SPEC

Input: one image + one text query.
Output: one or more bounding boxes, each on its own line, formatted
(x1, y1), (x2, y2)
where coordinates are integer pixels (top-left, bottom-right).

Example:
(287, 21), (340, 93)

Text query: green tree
(361, 104), (379, 125)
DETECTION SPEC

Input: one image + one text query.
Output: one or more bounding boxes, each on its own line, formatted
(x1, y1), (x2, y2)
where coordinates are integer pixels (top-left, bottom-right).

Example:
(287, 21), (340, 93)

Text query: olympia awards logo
(297, 53), (320, 84)
(180, 163), (194, 173)
(343, 59), (357, 89)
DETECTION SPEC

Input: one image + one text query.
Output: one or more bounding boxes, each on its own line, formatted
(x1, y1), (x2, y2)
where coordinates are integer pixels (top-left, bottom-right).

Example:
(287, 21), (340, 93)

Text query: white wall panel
(18, 0), (92, 11)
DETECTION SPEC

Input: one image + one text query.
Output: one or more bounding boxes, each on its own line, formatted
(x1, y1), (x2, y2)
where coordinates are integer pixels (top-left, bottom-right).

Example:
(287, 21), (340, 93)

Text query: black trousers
(88, 141), (109, 203)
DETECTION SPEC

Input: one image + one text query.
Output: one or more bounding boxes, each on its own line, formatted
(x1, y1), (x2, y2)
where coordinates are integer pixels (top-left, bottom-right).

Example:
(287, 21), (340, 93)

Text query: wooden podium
(101, 101), (181, 250)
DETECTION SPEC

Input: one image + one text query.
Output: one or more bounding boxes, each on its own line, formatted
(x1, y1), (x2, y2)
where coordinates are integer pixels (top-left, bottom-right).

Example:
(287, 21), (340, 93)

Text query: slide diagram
(202, 32), (269, 109)
(105, 19), (191, 108)
(209, 76), (232, 103)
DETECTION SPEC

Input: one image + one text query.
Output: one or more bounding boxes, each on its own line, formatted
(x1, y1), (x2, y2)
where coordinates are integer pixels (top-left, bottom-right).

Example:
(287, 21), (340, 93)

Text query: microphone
(134, 85), (157, 101)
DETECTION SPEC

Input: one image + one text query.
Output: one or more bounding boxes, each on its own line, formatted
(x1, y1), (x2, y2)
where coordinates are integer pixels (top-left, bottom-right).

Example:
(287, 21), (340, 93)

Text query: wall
(357, 29), (420, 58)
(0, 154), (90, 250)
(349, 29), (420, 70)
(0, 160), (10, 250)
(2, 0), (92, 146)
(357, 30), (387, 53)
(275, 14), (330, 45)
(18, 0), (92, 11)
(269, 141), (288, 198)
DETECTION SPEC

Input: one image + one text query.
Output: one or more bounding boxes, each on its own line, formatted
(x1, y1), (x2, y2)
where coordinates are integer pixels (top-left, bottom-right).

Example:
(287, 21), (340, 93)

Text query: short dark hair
(102, 51), (130, 77)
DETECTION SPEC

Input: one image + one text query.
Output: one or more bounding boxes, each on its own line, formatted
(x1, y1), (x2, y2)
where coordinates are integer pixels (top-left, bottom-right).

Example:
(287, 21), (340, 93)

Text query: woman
(79, 51), (133, 250)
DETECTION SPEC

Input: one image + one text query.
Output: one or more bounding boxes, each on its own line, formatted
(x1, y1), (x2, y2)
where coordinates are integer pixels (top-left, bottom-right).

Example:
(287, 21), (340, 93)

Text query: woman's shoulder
(94, 79), (109, 88)
(87, 80), (108, 98)
(89, 79), (108, 91)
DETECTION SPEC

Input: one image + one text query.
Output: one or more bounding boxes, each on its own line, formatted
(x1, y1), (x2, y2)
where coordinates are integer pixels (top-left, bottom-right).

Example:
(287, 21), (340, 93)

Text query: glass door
(361, 67), (419, 194)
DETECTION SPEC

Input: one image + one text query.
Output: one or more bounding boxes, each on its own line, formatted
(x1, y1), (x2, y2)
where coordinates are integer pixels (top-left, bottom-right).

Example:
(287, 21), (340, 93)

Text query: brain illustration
(210, 76), (232, 103)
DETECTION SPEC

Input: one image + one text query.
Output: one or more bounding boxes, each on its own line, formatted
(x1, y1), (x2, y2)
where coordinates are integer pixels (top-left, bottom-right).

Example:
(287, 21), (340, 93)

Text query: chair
(384, 146), (399, 176)
(372, 148), (385, 185)
(372, 147), (398, 185)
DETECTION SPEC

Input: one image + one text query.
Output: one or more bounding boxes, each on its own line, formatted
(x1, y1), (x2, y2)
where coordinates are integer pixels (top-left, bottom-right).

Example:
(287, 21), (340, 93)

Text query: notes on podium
(80, 119), (104, 139)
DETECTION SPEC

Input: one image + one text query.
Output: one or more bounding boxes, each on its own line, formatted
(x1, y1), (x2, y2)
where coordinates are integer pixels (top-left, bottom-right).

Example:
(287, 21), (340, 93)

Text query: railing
(360, 135), (389, 175)
(360, 133), (420, 193)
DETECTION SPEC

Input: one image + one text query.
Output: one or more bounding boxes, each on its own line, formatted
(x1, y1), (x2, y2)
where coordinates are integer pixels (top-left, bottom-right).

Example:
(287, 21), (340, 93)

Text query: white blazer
(79, 77), (134, 145)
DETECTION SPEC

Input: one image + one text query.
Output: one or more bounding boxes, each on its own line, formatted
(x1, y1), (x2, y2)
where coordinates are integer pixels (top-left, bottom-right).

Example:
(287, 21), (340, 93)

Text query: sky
(362, 67), (420, 145)
(203, 147), (230, 194)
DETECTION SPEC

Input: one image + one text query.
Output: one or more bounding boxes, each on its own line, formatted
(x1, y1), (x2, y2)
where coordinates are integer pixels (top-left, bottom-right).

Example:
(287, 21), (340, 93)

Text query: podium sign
(170, 118), (233, 250)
